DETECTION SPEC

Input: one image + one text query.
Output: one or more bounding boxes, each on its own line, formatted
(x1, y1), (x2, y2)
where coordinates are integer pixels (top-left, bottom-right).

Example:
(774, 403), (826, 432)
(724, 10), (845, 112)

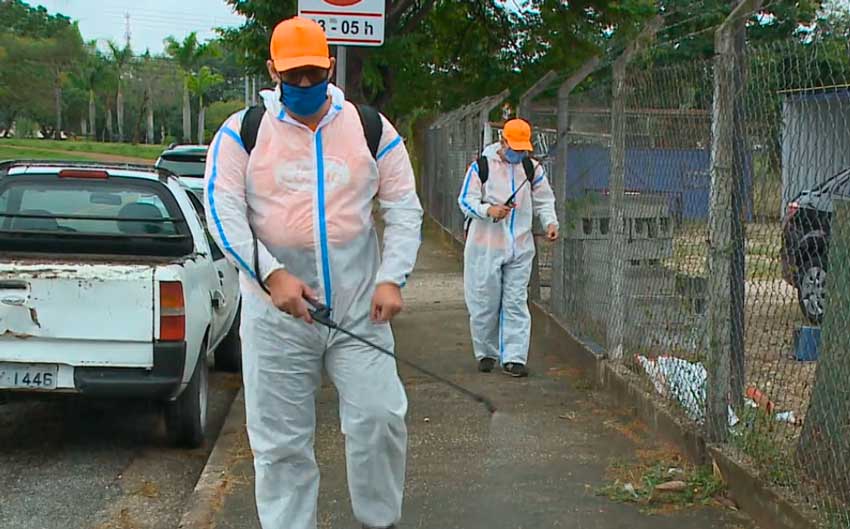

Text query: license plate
(0, 363), (58, 390)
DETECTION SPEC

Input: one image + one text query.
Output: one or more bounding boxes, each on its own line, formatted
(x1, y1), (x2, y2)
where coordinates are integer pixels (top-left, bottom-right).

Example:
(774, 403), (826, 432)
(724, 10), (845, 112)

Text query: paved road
(0, 369), (240, 529)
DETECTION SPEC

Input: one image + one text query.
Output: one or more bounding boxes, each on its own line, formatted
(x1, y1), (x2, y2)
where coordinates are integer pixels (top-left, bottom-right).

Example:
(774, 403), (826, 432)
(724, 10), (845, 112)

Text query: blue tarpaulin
(565, 145), (753, 220)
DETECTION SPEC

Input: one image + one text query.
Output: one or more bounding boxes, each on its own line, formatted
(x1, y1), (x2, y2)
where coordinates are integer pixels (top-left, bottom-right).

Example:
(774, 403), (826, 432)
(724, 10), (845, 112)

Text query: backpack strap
(521, 156), (535, 183)
(465, 156), (491, 240)
(354, 104), (383, 160)
(252, 225), (272, 296)
(476, 156), (489, 185)
(241, 104), (269, 293)
(240, 104), (265, 155)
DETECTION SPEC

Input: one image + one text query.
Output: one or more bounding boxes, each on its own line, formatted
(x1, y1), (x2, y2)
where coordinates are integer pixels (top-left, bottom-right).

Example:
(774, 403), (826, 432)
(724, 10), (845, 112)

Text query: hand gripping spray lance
(490, 172), (530, 223)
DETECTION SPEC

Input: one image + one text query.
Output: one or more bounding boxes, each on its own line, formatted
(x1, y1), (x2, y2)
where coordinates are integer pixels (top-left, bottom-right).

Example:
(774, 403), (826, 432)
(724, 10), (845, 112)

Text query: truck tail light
(58, 169), (109, 179)
(160, 282), (185, 341)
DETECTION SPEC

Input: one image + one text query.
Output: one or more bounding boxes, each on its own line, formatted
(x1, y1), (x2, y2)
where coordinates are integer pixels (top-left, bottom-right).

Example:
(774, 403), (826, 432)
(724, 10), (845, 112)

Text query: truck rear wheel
(165, 354), (208, 448)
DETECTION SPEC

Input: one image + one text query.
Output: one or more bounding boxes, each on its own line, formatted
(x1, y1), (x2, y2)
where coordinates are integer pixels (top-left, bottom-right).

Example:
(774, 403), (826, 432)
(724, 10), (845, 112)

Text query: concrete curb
(527, 301), (819, 529)
(425, 215), (818, 529)
(709, 444), (817, 529)
(178, 388), (248, 529)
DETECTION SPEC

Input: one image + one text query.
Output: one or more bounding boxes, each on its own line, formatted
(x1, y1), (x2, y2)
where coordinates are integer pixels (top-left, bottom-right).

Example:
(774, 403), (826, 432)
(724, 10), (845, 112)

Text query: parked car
(0, 160), (241, 447)
(155, 144), (207, 201)
(781, 167), (850, 325)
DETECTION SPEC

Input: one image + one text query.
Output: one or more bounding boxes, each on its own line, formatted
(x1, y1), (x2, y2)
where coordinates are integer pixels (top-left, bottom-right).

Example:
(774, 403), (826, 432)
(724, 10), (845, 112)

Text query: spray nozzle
(305, 298), (336, 328)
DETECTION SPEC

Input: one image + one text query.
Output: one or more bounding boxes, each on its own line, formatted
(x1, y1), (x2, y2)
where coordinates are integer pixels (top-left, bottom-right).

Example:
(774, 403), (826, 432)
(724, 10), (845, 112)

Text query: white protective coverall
(458, 142), (558, 366)
(204, 83), (422, 529)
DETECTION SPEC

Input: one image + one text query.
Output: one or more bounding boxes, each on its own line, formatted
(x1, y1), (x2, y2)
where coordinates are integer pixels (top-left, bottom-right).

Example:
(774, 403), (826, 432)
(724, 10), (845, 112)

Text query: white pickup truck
(0, 161), (241, 448)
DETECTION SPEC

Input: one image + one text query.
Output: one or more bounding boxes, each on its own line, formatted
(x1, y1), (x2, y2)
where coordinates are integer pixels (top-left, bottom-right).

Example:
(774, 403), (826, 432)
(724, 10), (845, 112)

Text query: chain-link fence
(422, 91), (509, 241)
(419, 9), (850, 528)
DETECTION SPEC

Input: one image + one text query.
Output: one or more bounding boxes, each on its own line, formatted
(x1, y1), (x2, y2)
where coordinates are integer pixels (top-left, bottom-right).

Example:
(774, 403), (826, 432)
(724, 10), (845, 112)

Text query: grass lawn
(0, 145), (93, 161)
(0, 139), (165, 160)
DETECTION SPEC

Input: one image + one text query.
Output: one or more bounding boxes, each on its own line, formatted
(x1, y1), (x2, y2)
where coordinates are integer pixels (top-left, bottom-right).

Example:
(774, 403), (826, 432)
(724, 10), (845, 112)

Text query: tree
(72, 42), (108, 139)
(95, 64), (118, 142)
(34, 24), (85, 138)
(643, 0), (820, 66)
(0, 1), (84, 137)
(205, 99), (244, 140)
(199, 40), (245, 103)
(812, 0), (850, 41)
(147, 58), (183, 144)
(0, 0), (74, 38)
(218, 0), (662, 119)
(0, 34), (48, 135)
(165, 33), (207, 142)
(188, 66), (225, 144)
(136, 51), (157, 144)
(220, 0), (518, 113)
(107, 41), (133, 142)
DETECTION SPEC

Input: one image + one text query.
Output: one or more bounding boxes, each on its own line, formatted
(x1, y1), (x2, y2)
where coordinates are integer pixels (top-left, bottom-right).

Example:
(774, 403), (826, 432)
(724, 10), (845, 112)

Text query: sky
(31, 0), (245, 54)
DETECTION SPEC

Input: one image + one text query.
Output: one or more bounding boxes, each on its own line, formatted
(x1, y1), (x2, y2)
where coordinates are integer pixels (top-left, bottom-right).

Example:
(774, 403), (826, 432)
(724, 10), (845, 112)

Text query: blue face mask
(281, 80), (329, 117)
(503, 148), (527, 165)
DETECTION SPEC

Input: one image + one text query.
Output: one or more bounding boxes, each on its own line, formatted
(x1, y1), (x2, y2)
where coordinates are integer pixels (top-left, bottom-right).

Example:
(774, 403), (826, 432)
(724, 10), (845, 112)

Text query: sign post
(336, 47), (347, 92)
(298, 0), (386, 93)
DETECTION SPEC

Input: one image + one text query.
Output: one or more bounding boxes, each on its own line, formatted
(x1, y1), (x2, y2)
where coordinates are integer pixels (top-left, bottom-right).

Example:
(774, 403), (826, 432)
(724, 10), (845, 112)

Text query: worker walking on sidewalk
(204, 17), (422, 529)
(458, 118), (559, 377)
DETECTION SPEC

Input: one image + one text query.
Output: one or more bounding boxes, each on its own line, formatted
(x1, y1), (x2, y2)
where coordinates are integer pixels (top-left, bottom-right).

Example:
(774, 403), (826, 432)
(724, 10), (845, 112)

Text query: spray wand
(306, 298), (497, 414)
(490, 178), (529, 223)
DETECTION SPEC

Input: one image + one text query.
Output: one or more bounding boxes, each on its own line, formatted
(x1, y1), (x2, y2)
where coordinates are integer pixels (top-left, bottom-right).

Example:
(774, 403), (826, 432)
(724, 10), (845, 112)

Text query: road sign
(298, 0), (385, 46)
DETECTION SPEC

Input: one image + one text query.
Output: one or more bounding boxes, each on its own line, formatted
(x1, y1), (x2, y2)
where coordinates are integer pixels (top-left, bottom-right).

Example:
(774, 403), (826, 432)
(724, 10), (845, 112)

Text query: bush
(13, 118), (39, 138)
(205, 100), (246, 142)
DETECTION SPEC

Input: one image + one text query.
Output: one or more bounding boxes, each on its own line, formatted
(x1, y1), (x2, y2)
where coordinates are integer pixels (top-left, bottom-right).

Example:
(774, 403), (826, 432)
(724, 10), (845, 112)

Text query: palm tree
(107, 41), (133, 142)
(164, 33), (205, 143)
(143, 53), (156, 145)
(73, 42), (107, 140)
(188, 66), (224, 144)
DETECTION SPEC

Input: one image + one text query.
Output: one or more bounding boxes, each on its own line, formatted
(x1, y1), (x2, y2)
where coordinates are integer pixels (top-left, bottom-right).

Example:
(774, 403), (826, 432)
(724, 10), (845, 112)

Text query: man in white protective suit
(458, 118), (559, 378)
(204, 16), (422, 529)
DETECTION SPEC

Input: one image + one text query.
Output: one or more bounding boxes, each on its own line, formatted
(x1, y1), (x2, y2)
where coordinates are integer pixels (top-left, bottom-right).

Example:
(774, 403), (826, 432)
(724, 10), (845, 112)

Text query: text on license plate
(0, 363), (58, 389)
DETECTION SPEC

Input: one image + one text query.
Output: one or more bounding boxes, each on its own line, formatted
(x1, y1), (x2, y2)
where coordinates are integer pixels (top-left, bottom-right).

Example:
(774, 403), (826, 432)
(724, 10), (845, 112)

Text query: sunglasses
(280, 67), (330, 86)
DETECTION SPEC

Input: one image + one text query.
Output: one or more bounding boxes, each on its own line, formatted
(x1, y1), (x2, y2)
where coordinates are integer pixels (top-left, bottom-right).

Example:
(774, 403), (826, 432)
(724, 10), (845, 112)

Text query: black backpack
(464, 155), (536, 238)
(242, 102), (384, 294)
(240, 102), (383, 158)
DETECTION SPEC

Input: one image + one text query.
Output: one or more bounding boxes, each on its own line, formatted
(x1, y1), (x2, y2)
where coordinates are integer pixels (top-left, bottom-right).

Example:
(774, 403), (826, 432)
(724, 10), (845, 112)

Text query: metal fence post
(481, 109), (493, 149)
(729, 1), (748, 411)
(608, 54), (628, 361)
(607, 16), (663, 360)
(706, 0), (762, 442)
(552, 58), (600, 319)
(519, 72), (557, 302)
(518, 70), (557, 120)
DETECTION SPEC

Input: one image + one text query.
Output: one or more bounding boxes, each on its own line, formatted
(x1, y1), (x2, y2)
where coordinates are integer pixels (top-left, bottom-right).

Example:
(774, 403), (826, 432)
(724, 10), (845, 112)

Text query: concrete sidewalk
(179, 222), (754, 529)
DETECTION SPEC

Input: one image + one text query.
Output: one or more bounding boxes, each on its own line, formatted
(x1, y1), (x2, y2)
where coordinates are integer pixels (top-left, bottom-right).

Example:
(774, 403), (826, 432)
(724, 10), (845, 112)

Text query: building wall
(782, 92), (850, 212)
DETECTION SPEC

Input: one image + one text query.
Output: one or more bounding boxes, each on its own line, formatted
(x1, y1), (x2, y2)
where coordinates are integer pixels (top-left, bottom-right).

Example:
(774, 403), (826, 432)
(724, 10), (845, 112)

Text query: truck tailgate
(0, 263), (154, 368)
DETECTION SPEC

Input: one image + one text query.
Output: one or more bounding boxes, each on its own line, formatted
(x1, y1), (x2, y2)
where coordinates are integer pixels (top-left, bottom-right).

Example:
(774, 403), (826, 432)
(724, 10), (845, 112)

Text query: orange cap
(270, 17), (331, 72)
(503, 119), (533, 152)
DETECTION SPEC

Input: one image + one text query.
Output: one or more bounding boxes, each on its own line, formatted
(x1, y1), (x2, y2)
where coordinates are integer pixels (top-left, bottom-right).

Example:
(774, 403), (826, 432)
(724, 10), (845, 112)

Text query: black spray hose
(306, 299), (497, 414)
(490, 179), (529, 224)
(504, 178), (530, 207)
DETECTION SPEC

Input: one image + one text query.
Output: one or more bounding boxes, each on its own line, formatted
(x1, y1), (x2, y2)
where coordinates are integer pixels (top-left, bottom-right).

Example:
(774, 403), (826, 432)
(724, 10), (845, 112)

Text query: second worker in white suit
(458, 118), (559, 377)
